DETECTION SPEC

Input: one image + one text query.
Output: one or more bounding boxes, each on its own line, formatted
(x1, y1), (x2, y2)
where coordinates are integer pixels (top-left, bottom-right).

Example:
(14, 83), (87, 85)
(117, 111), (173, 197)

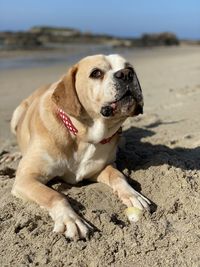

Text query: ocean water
(0, 44), (119, 70)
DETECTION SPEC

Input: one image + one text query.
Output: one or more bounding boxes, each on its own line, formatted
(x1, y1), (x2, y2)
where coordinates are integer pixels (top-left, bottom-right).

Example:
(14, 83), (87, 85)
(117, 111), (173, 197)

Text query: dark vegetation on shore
(0, 26), (182, 50)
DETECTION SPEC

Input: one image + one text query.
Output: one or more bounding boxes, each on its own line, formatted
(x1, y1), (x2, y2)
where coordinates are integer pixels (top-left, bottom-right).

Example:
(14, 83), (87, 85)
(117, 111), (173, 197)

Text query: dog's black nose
(114, 68), (133, 83)
(100, 106), (113, 117)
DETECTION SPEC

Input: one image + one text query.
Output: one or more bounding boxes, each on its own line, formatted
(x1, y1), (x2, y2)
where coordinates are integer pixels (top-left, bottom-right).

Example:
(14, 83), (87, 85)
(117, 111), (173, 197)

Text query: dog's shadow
(117, 126), (200, 172)
(114, 125), (200, 213)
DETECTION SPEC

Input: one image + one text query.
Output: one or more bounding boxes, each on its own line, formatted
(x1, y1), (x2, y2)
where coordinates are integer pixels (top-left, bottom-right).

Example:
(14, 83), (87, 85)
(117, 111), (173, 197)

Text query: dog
(11, 54), (150, 240)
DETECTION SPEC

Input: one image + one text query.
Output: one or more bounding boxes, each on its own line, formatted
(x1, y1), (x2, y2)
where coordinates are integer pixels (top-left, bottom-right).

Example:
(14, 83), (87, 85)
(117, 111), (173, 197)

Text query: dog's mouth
(100, 89), (135, 117)
(115, 89), (133, 102)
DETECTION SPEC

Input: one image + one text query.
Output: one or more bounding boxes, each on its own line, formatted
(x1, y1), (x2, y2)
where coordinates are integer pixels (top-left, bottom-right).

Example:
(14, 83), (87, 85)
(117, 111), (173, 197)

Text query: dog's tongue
(111, 102), (117, 111)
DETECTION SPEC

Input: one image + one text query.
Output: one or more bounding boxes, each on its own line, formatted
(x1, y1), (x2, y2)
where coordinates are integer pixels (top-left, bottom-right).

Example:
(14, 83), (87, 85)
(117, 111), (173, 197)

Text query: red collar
(58, 109), (78, 135)
(58, 109), (119, 144)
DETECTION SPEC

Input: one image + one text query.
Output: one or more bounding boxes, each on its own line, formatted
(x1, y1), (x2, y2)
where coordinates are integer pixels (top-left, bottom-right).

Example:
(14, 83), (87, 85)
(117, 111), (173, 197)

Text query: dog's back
(11, 85), (50, 134)
(11, 85), (50, 155)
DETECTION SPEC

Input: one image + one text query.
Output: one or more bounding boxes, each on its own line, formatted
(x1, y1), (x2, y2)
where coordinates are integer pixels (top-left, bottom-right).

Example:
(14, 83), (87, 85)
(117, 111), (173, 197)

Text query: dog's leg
(12, 157), (90, 240)
(93, 164), (151, 221)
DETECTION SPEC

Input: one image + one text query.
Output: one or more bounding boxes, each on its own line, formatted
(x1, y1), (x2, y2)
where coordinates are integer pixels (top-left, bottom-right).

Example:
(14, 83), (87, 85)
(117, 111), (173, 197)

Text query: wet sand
(0, 45), (200, 267)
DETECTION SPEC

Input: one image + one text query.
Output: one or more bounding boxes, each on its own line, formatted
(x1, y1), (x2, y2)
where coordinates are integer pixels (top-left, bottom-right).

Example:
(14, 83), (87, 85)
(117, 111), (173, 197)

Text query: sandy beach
(0, 45), (200, 266)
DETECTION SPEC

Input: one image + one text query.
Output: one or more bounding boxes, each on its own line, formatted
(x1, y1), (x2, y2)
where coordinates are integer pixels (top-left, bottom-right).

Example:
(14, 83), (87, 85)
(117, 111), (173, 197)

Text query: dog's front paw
(0, 151), (22, 163)
(49, 199), (92, 240)
(116, 183), (151, 222)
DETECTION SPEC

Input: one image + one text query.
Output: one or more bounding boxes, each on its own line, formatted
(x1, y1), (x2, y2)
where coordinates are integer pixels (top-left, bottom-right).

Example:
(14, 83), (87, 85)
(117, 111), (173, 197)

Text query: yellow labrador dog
(11, 54), (150, 240)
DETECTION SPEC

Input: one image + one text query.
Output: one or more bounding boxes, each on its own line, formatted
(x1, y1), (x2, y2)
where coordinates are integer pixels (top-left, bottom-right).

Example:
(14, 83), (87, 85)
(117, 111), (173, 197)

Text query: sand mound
(0, 113), (199, 266)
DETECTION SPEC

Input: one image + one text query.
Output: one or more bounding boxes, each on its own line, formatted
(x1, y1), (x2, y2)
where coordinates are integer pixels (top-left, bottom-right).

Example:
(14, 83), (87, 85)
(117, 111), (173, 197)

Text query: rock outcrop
(0, 26), (180, 50)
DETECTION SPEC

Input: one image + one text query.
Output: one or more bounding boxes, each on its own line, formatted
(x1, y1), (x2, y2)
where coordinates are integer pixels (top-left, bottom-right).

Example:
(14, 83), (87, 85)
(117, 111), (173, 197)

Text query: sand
(0, 45), (200, 267)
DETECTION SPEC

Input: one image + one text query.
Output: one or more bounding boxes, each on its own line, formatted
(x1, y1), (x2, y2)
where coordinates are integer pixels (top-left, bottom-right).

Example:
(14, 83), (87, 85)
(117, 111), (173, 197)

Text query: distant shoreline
(0, 43), (114, 70)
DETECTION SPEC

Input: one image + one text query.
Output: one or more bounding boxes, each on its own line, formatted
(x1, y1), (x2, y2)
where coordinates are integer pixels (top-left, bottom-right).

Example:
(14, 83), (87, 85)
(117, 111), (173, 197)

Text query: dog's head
(52, 54), (143, 120)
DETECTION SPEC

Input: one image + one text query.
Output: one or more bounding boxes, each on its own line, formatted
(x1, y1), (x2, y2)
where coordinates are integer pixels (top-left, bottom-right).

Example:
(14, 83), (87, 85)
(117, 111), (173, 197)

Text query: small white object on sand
(124, 207), (143, 222)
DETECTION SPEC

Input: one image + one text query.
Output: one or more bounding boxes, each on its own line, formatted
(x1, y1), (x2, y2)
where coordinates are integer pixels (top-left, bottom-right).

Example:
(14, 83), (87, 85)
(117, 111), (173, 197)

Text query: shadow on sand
(117, 126), (200, 173)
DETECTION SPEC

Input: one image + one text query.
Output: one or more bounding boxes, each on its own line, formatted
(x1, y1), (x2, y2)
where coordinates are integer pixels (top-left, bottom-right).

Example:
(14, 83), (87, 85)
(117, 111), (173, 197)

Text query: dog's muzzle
(100, 68), (143, 117)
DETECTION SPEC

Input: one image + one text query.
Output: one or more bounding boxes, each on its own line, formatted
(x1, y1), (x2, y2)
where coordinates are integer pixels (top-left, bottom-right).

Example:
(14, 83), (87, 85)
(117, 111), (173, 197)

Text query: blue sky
(0, 0), (199, 39)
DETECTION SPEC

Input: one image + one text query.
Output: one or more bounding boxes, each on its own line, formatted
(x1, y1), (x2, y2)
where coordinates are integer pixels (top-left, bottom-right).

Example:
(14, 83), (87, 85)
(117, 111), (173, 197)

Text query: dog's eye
(90, 68), (104, 79)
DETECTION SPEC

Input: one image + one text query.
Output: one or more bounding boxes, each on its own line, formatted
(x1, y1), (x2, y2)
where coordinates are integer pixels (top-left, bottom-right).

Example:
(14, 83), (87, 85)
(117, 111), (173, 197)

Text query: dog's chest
(64, 142), (116, 183)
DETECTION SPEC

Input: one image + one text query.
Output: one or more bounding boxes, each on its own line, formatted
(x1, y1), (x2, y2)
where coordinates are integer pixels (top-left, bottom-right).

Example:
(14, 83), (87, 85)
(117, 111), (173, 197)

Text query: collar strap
(58, 109), (78, 135)
(100, 133), (118, 144)
(58, 109), (119, 144)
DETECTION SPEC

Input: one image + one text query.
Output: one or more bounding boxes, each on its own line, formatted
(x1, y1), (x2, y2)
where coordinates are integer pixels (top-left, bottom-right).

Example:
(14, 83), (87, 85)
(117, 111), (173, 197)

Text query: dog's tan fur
(11, 54), (150, 240)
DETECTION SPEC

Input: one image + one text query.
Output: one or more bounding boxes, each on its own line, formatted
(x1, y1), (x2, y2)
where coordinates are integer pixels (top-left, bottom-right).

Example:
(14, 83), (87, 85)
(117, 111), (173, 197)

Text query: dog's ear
(52, 65), (82, 117)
